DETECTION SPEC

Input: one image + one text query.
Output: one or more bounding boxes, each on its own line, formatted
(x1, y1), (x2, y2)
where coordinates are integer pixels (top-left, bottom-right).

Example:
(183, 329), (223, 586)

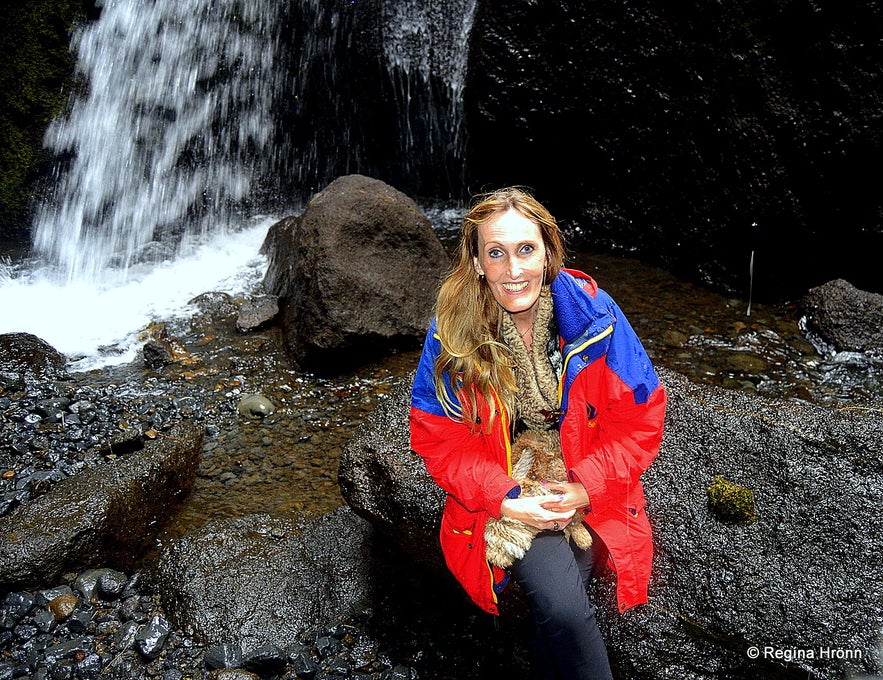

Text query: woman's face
(473, 208), (547, 324)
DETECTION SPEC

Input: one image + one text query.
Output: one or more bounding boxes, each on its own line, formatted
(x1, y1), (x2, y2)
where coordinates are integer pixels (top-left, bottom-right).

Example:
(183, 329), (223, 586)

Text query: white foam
(0, 217), (274, 372)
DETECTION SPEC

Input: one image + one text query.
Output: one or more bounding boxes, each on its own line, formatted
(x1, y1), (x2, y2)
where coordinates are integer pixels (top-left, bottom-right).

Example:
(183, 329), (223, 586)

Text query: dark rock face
(798, 278), (883, 355)
(339, 368), (883, 680)
(154, 508), (377, 650)
(262, 175), (449, 373)
(466, 1), (883, 299)
(0, 332), (68, 390)
(338, 380), (446, 573)
(0, 421), (203, 590)
(236, 294), (279, 332)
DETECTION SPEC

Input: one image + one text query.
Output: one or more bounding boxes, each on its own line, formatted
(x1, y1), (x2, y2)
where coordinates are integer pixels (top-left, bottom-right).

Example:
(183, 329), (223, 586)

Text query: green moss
(0, 0), (91, 235)
(707, 476), (757, 523)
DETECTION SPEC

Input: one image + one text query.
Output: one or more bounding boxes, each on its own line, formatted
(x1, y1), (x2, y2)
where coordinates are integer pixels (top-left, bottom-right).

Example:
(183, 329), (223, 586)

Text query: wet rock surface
(154, 509), (377, 650)
(0, 420), (202, 591)
(0, 333), (68, 391)
(262, 174), (450, 372)
(799, 278), (883, 355)
(341, 367), (883, 679)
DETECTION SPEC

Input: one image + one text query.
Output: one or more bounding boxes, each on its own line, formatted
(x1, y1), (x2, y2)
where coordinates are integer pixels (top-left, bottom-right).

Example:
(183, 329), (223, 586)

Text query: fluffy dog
(485, 429), (592, 569)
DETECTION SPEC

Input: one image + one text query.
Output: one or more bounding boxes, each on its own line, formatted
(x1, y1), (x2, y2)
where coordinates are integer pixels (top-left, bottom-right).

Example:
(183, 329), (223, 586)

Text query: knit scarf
(501, 286), (560, 431)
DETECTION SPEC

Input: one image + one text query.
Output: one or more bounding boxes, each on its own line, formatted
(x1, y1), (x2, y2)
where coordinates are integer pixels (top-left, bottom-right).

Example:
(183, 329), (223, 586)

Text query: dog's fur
(485, 429), (592, 568)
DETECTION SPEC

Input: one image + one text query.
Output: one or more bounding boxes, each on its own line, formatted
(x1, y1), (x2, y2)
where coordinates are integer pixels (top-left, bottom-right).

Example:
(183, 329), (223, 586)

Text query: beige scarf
(501, 286), (560, 431)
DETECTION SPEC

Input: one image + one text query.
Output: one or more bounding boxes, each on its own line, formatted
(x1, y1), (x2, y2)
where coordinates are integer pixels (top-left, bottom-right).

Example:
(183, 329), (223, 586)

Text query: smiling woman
(409, 186), (666, 679)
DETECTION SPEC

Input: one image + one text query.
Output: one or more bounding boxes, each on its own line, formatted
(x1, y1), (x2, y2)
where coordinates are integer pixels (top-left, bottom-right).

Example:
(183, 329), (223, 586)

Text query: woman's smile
(473, 208), (547, 329)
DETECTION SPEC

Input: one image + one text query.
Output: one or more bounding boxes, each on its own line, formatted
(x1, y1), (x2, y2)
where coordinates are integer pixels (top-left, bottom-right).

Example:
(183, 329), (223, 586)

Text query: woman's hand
(500, 494), (576, 531)
(541, 482), (590, 512)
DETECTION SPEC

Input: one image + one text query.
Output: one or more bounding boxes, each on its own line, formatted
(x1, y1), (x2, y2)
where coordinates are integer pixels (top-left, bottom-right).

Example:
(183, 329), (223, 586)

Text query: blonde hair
(433, 187), (565, 432)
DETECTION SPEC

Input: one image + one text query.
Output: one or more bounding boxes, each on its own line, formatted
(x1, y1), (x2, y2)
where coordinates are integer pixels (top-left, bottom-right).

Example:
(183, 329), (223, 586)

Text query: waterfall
(32, 0), (283, 285)
(280, 0), (477, 199)
(2, 0), (479, 368)
(381, 0), (478, 194)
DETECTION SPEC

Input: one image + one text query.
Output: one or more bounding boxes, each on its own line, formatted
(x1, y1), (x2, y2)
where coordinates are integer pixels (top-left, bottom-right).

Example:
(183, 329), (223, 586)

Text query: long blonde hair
(433, 187), (565, 432)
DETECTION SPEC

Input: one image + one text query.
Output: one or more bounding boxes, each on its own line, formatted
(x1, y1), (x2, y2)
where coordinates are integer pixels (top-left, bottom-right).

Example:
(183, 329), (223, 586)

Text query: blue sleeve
(410, 319), (452, 417)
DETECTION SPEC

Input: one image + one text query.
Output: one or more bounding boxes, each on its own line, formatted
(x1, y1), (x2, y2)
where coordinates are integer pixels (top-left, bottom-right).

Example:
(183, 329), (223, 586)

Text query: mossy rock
(706, 476), (757, 523)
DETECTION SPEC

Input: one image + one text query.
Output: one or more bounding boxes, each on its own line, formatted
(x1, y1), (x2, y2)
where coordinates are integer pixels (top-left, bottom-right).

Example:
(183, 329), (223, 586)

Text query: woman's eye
(488, 248), (503, 258)
(520, 244), (535, 255)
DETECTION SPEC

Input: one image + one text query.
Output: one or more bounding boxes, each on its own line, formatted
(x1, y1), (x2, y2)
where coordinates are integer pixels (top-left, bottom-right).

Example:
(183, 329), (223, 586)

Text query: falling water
(2, 0), (479, 368)
(281, 0), (477, 198)
(32, 0), (283, 285)
(381, 0), (478, 192)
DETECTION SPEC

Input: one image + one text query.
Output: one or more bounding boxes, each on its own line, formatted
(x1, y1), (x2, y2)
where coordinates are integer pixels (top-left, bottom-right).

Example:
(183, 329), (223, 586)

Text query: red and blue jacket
(409, 269), (666, 615)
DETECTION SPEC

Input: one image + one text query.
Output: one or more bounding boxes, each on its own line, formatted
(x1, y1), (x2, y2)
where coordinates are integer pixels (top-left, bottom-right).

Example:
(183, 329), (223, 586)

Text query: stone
(0, 333), (68, 391)
(236, 395), (275, 419)
(142, 339), (176, 369)
(261, 175), (449, 373)
(134, 614), (170, 661)
(203, 643), (242, 670)
(338, 367), (883, 680)
(0, 422), (203, 591)
(799, 279), (883, 355)
(153, 509), (376, 651)
(47, 595), (78, 622)
(236, 295), (279, 332)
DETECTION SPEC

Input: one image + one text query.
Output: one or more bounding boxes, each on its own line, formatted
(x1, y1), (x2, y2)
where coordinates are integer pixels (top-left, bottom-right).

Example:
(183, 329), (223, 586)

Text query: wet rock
(0, 422), (203, 590)
(101, 427), (144, 456)
(236, 295), (279, 332)
(262, 175), (449, 373)
(241, 643), (287, 674)
(154, 509), (376, 650)
(204, 643), (242, 670)
(338, 380), (446, 573)
(661, 329), (688, 348)
(135, 614), (170, 661)
(206, 670), (259, 680)
(725, 352), (768, 373)
(143, 339), (176, 368)
(46, 594), (78, 622)
(0, 333), (68, 391)
(340, 367), (883, 680)
(236, 394), (275, 419)
(97, 569), (129, 599)
(189, 292), (238, 320)
(799, 279), (883, 355)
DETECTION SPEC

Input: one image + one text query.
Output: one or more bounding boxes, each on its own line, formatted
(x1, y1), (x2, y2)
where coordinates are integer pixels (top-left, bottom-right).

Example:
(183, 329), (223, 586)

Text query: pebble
(236, 394), (276, 419)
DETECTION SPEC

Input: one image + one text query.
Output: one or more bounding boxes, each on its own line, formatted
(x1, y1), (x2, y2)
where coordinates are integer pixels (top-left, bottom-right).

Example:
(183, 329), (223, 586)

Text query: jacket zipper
(556, 324), (614, 408)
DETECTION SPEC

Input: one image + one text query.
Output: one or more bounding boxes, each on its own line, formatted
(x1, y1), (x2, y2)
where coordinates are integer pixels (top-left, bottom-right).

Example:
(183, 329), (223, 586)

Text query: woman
(409, 188), (666, 679)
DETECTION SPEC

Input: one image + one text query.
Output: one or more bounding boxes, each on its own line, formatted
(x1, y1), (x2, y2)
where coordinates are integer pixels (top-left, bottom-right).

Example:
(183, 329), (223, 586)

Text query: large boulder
(0, 332), (68, 391)
(798, 278), (883, 355)
(262, 175), (449, 373)
(153, 508), (377, 649)
(0, 421), (202, 590)
(339, 368), (883, 679)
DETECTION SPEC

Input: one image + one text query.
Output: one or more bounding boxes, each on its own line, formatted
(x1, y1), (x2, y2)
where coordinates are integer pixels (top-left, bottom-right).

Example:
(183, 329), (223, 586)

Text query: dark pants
(510, 527), (614, 680)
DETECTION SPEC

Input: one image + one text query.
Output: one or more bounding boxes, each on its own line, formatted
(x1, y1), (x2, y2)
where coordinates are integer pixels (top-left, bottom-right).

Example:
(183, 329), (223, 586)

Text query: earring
(478, 273), (485, 281)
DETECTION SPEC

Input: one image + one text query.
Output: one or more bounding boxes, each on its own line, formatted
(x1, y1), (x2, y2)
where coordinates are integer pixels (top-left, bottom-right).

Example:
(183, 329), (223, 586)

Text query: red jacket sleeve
(410, 407), (518, 519)
(563, 365), (666, 513)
